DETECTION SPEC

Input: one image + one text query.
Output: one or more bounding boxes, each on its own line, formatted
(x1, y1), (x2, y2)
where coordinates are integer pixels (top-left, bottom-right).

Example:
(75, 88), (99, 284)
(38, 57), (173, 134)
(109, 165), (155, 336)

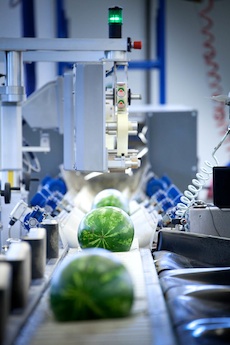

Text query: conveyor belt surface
(11, 248), (177, 345)
(154, 229), (230, 345)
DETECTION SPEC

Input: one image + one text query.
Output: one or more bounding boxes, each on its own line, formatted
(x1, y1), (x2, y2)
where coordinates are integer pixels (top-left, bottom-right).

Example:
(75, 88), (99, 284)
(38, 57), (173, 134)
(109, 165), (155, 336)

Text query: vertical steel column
(157, 0), (166, 104)
(6, 51), (23, 96)
(56, 0), (71, 75)
(63, 71), (75, 170)
(145, 0), (152, 104)
(21, 0), (36, 95)
(0, 51), (25, 173)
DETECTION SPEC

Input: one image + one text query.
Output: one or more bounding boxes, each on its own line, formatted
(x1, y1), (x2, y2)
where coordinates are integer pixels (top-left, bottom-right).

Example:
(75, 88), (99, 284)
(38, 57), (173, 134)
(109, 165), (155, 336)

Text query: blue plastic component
(41, 176), (52, 186)
(46, 198), (58, 211)
(151, 190), (167, 204)
(156, 190), (167, 203)
(167, 185), (181, 201)
(173, 194), (182, 205)
(30, 187), (51, 207)
(161, 175), (171, 187)
(30, 176), (67, 209)
(160, 198), (174, 213)
(43, 177), (67, 195)
(146, 177), (165, 197)
(30, 193), (47, 208)
(146, 174), (170, 198)
(23, 207), (45, 230)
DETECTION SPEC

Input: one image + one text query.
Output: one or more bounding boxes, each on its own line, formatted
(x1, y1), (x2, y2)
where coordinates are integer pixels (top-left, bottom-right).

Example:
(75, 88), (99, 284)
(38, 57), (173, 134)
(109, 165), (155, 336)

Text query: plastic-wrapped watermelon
(78, 206), (134, 252)
(92, 188), (130, 214)
(49, 248), (134, 321)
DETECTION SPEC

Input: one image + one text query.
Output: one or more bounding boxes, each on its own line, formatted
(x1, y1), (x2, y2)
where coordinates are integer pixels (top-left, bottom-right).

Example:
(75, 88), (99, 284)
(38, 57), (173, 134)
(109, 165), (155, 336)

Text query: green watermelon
(49, 248), (134, 321)
(92, 188), (130, 214)
(78, 206), (134, 252)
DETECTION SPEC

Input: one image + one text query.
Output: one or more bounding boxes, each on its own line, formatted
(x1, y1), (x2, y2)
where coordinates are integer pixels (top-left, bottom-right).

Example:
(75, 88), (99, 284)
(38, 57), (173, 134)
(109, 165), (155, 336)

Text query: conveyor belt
(154, 229), (230, 345)
(10, 249), (177, 345)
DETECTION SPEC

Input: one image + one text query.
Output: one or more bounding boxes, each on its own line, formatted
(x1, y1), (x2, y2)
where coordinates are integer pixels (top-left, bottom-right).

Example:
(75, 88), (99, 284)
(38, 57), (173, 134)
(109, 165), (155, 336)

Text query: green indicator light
(108, 7), (123, 24)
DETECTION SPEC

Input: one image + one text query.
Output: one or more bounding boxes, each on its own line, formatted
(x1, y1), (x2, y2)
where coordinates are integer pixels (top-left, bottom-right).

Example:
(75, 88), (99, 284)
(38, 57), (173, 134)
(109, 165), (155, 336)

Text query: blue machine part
(146, 178), (166, 197)
(158, 197), (174, 213)
(41, 176), (67, 195)
(146, 174), (171, 197)
(173, 193), (182, 205)
(30, 177), (67, 210)
(161, 175), (171, 187)
(166, 185), (182, 205)
(30, 187), (52, 208)
(23, 207), (46, 231)
(45, 198), (58, 212)
(151, 190), (167, 205)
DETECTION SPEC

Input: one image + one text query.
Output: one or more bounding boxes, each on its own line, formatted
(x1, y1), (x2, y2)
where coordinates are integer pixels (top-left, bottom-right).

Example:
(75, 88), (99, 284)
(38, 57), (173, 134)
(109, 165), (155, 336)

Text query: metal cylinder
(6, 51), (22, 87)
(0, 261), (11, 344)
(40, 219), (59, 259)
(0, 51), (24, 171)
(22, 228), (46, 280)
(104, 50), (127, 61)
(1, 51), (25, 103)
(4, 241), (31, 309)
(106, 121), (138, 135)
(0, 103), (23, 170)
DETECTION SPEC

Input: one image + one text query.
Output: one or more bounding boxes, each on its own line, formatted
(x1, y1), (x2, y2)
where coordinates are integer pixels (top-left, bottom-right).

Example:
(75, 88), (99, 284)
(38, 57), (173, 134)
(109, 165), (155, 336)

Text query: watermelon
(49, 248), (134, 321)
(78, 206), (134, 252)
(92, 188), (130, 214)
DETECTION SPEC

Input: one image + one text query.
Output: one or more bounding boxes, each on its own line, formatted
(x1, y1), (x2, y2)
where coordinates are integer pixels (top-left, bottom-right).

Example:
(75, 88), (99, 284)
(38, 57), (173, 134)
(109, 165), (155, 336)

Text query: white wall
(166, 0), (230, 171)
(1, 0), (230, 186)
